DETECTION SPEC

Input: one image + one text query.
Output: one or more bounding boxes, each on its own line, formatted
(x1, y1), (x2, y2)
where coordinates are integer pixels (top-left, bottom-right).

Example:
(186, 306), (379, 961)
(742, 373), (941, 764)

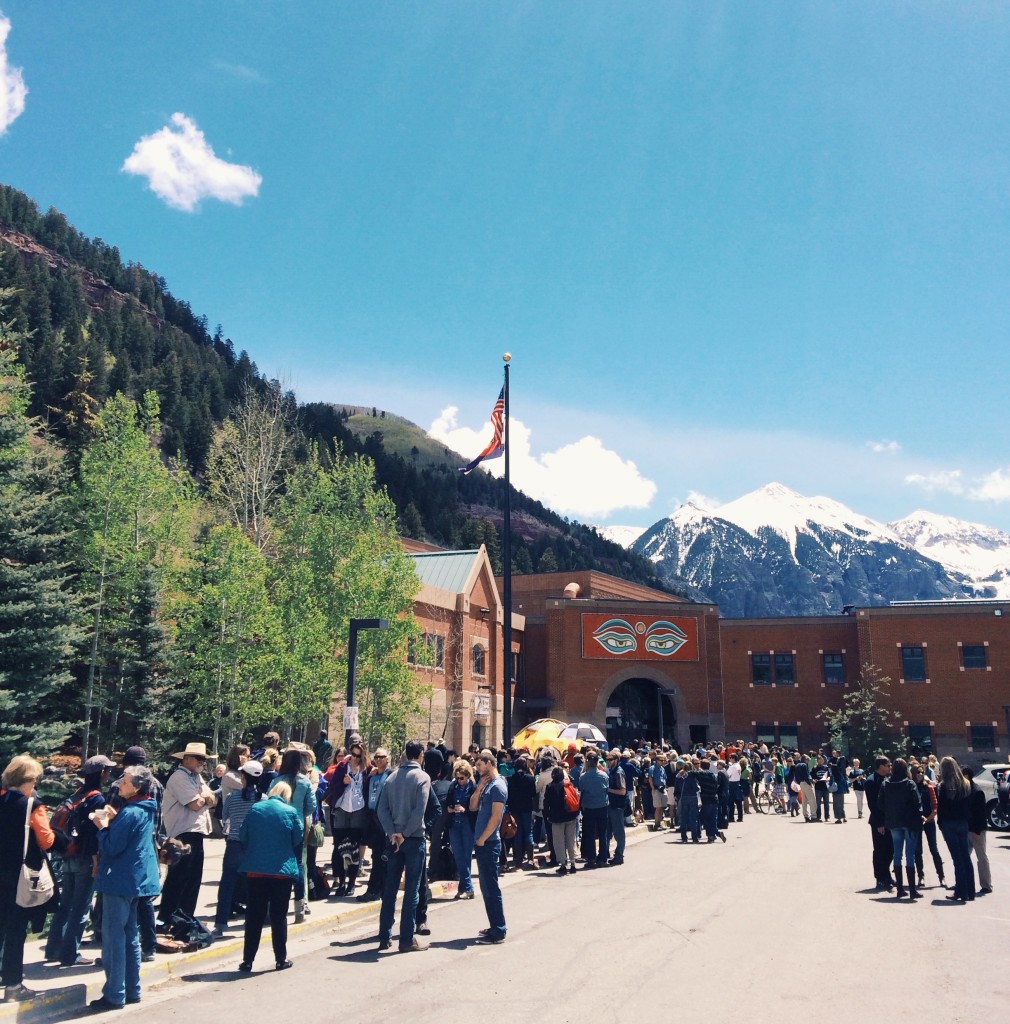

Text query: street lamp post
(345, 617), (390, 747)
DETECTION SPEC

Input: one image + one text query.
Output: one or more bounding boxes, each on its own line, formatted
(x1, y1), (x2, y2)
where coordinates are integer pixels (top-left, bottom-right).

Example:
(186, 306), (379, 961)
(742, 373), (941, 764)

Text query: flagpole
(502, 352), (512, 747)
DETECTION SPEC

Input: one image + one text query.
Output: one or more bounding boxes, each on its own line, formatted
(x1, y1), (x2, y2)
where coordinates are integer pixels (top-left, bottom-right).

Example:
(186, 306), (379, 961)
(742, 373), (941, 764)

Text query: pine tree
(0, 294), (81, 761)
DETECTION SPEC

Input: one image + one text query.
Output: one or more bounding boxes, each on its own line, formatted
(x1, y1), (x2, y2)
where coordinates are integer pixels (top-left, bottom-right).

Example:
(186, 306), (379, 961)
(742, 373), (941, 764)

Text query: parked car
(971, 763), (1010, 830)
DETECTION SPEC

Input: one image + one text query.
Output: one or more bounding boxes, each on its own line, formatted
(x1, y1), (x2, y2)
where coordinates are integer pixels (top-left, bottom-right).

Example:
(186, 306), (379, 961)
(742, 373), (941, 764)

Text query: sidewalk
(4, 821), (660, 1020)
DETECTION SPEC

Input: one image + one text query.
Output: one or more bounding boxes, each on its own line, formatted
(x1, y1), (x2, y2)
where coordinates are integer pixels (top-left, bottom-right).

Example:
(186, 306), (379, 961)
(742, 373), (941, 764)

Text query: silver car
(971, 763), (1010, 830)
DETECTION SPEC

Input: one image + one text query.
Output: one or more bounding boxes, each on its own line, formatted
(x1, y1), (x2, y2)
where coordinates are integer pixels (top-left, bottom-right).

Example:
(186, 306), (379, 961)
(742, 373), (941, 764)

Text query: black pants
(243, 877), (292, 966)
(914, 822), (945, 882)
(0, 898), (31, 986)
(158, 833), (205, 924)
(870, 822), (894, 884)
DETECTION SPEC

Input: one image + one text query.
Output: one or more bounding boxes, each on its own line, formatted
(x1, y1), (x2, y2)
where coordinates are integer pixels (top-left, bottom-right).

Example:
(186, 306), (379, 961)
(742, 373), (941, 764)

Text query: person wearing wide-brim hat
(158, 742), (217, 930)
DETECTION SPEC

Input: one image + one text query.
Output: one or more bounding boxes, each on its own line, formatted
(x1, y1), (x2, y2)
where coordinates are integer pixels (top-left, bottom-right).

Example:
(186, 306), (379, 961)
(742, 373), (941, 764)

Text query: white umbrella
(559, 722), (608, 747)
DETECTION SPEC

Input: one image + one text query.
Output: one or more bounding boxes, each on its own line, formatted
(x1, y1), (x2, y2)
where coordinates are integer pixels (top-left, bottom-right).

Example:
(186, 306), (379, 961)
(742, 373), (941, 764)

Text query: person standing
(910, 763), (945, 889)
(543, 766), (579, 875)
(357, 748), (393, 902)
(44, 754), (114, 968)
(937, 756), (975, 903)
(446, 759), (477, 897)
(880, 758), (922, 899)
(470, 749), (508, 944)
(863, 756), (894, 891)
(577, 751), (610, 867)
(962, 766), (992, 896)
(312, 731), (334, 771)
(215, 760), (262, 936)
(828, 749), (849, 823)
(236, 780), (303, 973)
(848, 758), (866, 819)
(158, 742), (216, 929)
(605, 751), (626, 866)
(0, 756), (55, 1004)
(90, 766), (161, 1012)
(376, 741), (431, 953)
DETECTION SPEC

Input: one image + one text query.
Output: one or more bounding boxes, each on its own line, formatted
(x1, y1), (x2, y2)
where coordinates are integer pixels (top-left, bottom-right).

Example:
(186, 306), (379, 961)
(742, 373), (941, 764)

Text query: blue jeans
(890, 827), (917, 868)
(101, 893), (141, 1007)
(581, 806), (608, 864)
(608, 807), (626, 860)
(512, 810), (535, 867)
(940, 820), (975, 900)
(680, 801), (700, 841)
(474, 838), (506, 938)
(378, 837), (425, 950)
(448, 818), (475, 894)
(45, 857), (95, 964)
(215, 841), (244, 929)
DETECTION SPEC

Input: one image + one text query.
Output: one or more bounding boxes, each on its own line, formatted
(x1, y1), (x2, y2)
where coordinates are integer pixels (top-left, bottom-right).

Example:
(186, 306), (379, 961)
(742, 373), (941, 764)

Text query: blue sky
(2, 3), (1010, 530)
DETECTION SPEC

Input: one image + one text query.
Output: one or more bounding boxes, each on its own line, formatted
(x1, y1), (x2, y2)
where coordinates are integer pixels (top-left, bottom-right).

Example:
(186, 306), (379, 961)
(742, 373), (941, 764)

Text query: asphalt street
(50, 809), (1010, 1023)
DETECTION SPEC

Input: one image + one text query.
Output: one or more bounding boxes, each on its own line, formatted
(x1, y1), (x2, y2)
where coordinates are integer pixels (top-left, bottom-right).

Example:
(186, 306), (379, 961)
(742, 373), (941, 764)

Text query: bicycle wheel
(757, 790), (772, 814)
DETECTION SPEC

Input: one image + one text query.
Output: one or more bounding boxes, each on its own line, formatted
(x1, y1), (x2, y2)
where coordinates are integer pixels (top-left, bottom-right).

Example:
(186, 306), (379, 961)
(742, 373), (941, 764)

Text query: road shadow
(180, 968), (256, 983)
(329, 935), (377, 948)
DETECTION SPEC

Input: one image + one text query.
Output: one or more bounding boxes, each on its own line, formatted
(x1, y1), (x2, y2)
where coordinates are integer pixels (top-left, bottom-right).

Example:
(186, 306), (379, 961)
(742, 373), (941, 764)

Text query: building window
(774, 652), (795, 686)
(961, 644), (987, 669)
(970, 724), (996, 751)
(906, 724), (933, 758)
(901, 646), (926, 681)
(751, 653), (771, 685)
(823, 652), (845, 685)
(755, 723), (777, 745)
(778, 725), (799, 749)
(472, 644), (486, 676)
(689, 725), (709, 745)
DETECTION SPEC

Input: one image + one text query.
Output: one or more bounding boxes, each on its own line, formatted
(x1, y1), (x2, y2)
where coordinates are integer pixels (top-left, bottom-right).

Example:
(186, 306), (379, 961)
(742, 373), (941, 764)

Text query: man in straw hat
(157, 742), (217, 930)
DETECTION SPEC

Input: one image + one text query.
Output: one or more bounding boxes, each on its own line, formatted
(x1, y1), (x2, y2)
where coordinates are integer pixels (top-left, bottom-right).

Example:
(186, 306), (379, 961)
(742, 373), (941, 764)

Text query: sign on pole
(343, 705), (359, 731)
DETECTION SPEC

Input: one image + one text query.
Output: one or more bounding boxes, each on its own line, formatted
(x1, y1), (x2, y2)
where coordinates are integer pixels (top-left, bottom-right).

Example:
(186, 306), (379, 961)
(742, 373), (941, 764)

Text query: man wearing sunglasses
(158, 742), (217, 930)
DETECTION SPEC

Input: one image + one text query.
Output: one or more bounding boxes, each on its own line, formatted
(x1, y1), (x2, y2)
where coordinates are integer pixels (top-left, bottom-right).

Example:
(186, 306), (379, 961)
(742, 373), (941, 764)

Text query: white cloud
(428, 407), (656, 519)
(905, 469), (964, 495)
(867, 439), (901, 454)
(970, 468), (1010, 503)
(0, 15), (27, 135)
(122, 113), (261, 212)
(211, 60), (266, 84)
(683, 490), (721, 511)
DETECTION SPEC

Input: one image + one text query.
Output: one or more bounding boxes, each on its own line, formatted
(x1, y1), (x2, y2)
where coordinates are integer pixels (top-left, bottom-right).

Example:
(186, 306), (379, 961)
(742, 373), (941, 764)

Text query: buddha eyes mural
(643, 620), (689, 656)
(591, 619), (639, 655)
(583, 612), (699, 662)
(590, 618), (689, 657)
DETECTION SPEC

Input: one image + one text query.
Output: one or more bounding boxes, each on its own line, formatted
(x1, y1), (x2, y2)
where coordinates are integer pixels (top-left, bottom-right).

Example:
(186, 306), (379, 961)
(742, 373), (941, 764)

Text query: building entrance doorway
(605, 678), (676, 750)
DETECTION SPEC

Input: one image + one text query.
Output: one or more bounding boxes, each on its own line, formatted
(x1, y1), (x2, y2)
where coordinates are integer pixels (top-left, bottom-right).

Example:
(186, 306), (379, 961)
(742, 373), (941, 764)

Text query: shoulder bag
(15, 798), (55, 909)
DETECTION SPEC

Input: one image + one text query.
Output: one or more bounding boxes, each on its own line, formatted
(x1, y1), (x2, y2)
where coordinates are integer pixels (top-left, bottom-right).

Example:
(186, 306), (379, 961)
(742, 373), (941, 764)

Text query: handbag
(500, 812), (518, 841)
(789, 781), (801, 793)
(307, 821), (326, 847)
(15, 798), (55, 909)
(828, 779), (839, 794)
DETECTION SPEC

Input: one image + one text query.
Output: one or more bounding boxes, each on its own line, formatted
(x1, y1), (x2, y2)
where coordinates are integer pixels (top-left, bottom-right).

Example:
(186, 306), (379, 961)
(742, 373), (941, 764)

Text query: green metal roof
(410, 549), (481, 594)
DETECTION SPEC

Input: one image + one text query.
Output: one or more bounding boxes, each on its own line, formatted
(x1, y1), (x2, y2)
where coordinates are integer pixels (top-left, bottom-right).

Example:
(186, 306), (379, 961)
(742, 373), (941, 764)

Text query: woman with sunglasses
(327, 742), (371, 896)
(447, 761), (476, 899)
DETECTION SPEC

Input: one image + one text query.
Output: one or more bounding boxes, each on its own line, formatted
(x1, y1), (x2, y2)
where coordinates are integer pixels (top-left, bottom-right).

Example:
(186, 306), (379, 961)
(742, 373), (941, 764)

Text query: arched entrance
(604, 678), (677, 750)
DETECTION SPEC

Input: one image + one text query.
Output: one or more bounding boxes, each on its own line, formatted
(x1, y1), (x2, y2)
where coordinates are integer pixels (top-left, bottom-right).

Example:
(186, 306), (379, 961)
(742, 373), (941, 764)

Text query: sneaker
(237, 962), (253, 973)
(141, 953), (155, 963)
(455, 890), (475, 900)
(61, 955), (96, 967)
(415, 923), (431, 936)
(3, 985), (37, 1002)
(357, 891), (381, 902)
(475, 932), (505, 945)
(275, 959), (293, 970)
(209, 929), (225, 940)
(555, 865), (568, 875)
(717, 831), (727, 843)
(568, 864), (577, 873)
(378, 940), (392, 951)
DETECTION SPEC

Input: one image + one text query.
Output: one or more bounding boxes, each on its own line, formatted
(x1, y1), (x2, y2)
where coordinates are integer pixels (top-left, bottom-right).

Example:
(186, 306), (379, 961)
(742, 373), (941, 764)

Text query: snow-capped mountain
(632, 483), (966, 617)
(596, 524), (647, 548)
(890, 511), (1010, 599)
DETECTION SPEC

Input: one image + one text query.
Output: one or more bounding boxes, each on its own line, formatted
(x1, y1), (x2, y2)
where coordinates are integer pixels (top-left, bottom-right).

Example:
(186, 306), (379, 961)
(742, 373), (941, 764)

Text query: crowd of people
(0, 731), (996, 1009)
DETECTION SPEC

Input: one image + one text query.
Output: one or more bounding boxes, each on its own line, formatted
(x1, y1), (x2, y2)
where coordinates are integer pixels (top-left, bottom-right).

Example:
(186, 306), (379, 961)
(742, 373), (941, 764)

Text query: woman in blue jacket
(238, 781), (304, 972)
(91, 765), (160, 1012)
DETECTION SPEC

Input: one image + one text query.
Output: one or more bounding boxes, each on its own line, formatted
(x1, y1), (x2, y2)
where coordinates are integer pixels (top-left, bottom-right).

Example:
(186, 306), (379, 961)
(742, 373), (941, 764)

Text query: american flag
(459, 386), (505, 475)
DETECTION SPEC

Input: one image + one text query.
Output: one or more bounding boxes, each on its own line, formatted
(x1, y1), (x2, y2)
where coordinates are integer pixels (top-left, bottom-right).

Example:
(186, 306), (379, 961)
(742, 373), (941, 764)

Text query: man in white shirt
(157, 743), (216, 929)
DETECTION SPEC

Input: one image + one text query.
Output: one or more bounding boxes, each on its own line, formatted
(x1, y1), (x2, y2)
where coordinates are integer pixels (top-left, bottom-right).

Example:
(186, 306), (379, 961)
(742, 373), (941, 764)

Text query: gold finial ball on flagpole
(503, 352), (512, 363)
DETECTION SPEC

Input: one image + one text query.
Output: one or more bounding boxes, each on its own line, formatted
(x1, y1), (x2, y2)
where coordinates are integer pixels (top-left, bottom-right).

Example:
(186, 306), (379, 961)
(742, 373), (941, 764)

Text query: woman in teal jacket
(238, 781), (304, 972)
(92, 766), (160, 1012)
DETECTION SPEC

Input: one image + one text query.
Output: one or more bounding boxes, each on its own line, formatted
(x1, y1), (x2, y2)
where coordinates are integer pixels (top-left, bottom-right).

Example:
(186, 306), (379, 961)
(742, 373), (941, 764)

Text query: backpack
(50, 789), (101, 858)
(563, 779), (581, 814)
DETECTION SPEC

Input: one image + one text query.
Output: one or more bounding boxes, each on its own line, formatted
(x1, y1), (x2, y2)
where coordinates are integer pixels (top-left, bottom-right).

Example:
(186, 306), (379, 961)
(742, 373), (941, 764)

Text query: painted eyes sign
(581, 613), (700, 662)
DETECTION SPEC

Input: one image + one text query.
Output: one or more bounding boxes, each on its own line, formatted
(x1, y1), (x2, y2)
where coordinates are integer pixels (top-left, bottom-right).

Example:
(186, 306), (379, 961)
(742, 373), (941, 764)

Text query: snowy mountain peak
(890, 511), (1010, 586)
(713, 482), (897, 548)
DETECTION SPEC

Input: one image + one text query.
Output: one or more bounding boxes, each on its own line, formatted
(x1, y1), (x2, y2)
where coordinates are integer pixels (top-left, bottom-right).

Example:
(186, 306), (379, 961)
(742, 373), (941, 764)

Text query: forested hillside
(0, 183), (671, 590)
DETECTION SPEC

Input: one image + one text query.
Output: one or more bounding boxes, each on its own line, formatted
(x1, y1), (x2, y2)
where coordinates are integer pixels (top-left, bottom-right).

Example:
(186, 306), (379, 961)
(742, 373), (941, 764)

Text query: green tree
(170, 525), (281, 753)
(75, 391), (197, 756)
(271, 446), (427, 744)
(819, 662), (903, 760)
(0, 297), (82, 760)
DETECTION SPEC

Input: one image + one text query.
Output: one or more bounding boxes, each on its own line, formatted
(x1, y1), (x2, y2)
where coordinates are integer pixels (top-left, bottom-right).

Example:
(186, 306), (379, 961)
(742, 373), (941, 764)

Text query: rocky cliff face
(634, 484), (966, 617)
